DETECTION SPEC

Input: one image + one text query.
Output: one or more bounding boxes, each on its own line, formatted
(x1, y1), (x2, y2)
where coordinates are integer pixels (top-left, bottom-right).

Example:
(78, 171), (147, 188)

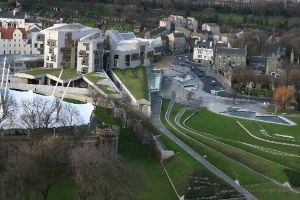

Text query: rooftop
(150, 27), (167, 35)
(22, 68), (79, 80)
(25, 18), (41, 24)
(216, 47), (246, 55)
(0, 10), (26, 19)
(112, 66), (149, 101)
(0, 27), (27, 39)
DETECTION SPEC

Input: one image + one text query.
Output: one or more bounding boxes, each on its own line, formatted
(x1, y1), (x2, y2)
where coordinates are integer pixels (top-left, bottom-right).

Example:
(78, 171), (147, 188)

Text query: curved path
(150, 98), (257, 200)
(173, 106), (300, 194)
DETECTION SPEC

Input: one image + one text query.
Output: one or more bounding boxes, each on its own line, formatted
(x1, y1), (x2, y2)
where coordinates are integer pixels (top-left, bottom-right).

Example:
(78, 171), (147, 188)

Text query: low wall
(8, 83), (89, 96)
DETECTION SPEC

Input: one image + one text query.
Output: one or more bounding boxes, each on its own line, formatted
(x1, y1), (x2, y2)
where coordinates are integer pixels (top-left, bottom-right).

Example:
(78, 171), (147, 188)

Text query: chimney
(13, 9), (17, 16)
(209, 41), (212, 48)
(228, 43), (230, 48)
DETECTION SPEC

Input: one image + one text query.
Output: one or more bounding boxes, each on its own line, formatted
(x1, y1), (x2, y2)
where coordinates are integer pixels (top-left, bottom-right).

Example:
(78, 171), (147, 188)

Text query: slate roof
(150, 27), (167, 35)
(205, 23), (219, 27)
(216, 47), (246, 55)
(249, 56), (267, 71)
(25, 18), (41, 24)
(0, 11), (26, 19)
(0, 27), (27, 39)
(173, 33), (185, 37)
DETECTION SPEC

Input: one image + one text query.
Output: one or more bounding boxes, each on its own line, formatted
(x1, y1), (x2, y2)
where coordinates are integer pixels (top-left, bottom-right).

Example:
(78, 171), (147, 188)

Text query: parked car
(211, 80), (216, 86)
(191, 66), (196, 70)
(205, 74), (209, 78)
(199, 68), (204, 72)
(198, 73), (202, 77)
(178, 57), (182, 60)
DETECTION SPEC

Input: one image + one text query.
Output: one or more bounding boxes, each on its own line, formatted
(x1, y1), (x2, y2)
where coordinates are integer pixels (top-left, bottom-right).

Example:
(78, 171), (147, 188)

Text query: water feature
(211, 103), (295, 125)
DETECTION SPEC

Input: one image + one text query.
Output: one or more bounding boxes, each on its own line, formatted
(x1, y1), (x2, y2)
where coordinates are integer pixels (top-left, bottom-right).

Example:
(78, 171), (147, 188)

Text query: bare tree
(0, 93), (18, 130)
(192, 96), (203, 110)
(88, 86), (102, 106)
(0, 137), (70, 200)
(58, 103), (85, 147)
(70, 145), (142, 200)
(186, 91), (195, 105)
(19, 96), (57, 130)
(171, 90), (176, 102)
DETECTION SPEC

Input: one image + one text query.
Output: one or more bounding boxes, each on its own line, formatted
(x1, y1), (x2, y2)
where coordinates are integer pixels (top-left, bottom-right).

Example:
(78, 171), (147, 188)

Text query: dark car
(199, 68), (204, 72)
(198, 73), (202, 77)
(205, 74), (209, 78)
(191, 66), (196, 70)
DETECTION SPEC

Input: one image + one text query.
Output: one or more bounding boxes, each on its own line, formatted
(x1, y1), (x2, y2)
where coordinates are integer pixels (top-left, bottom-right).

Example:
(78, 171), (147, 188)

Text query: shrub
(283, 168), (300, 187)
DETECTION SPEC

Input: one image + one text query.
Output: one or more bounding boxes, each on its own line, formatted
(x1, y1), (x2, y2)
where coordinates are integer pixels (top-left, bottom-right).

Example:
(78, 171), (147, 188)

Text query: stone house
(155, 35), (169, 53)
(202, 23), (220, 34)
(167, 33), (186, 54)
(214, 46), (247, 74)
(174, 26), (191, 38)
(144, 27), (167, 39)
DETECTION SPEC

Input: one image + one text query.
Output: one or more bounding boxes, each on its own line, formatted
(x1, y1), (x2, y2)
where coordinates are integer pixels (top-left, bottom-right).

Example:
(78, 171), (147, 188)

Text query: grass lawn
(184, 108), (300, 155)
(49, 69), (79, 80)
(243, 182), (300, 200)
(23, 68), (79, 80)
(266, 108), (300, 115)
(181, 108), (300, 172)
(82, 16), (96, 28)
(63, 98), (84, 104)
(84, 72), (119, 95)
(112, 66), (149, 101)
(101, 21), (134, 33)
(161, 99), (268, 186)
(170, 103), (290, 184)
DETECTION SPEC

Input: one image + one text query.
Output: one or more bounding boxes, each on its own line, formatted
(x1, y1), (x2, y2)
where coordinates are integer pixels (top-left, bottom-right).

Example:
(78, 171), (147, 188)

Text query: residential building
(0, 27), (31, 55)
(41, 23), (104, 73)
(155, 35), (169, 53)
(187, 17), (198, 31)
(145, 27), (167, 39)
(12, 54), (44, 73)
(215, 46), (247, 73)
(175, 27), (191, 38)
(159, 18), (172, 32)
(202, 23), (220, 34)
(193, 40), (214, 64)
(106, 30), (162, 69)
(0, 9), (42, 55)
(167, 33), (186, 54)
(249, 56), (267, 74)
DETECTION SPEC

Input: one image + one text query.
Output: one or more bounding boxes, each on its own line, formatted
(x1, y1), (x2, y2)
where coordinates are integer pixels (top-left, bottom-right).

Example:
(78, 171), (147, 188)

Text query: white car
(219, 88), (225, 92)
(178, 57), (182, 60)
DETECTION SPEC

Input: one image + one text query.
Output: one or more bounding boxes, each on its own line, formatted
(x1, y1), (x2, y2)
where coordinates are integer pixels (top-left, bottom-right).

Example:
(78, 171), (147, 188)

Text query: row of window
(2, 50), (30, 54)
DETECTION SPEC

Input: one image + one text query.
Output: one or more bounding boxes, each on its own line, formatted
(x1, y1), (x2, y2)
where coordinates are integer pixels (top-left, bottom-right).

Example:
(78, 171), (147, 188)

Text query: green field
(112, 66), (150, 101)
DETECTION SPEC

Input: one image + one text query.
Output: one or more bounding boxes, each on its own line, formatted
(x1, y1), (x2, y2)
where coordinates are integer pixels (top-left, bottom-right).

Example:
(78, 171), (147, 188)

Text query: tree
(242, 16), (247, 24)
(70, 145), (142, 200)
(0, 93), (18, 130)
(171, 90), (176, 102)
(0, 136), (70, 200)
(88, 86), (102, 106)
(185, 9), (191, 17)
(192, 96), (203, 110)
(186, 91), (194, 105)
(273, 86), (294, 113)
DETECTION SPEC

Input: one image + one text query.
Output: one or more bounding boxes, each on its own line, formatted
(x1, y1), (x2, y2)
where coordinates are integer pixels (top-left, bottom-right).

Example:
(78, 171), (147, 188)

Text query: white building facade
(193, 46), (214, 64)
(40, 23), (104, 73)
(106, 30), (162, 69)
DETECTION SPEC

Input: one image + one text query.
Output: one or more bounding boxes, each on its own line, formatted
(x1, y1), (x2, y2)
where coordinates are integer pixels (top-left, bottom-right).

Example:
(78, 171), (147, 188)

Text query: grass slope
(160, 99), (268, 186)
(112, 66), (149, 101)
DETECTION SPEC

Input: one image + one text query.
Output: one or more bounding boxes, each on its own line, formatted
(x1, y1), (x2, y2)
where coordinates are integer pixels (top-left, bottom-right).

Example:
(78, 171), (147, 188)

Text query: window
(14, 44), (16, 47)
(3, 44), (4, 47)
(14, 39), (16, 42)
(34, 43), (38, 48)
(9, 44), (11, 47)
(19, 44), (20, 47)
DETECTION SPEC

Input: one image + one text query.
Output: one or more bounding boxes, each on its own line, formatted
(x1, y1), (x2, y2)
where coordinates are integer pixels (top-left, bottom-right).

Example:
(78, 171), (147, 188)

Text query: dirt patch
(170, 155), (183, 163)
